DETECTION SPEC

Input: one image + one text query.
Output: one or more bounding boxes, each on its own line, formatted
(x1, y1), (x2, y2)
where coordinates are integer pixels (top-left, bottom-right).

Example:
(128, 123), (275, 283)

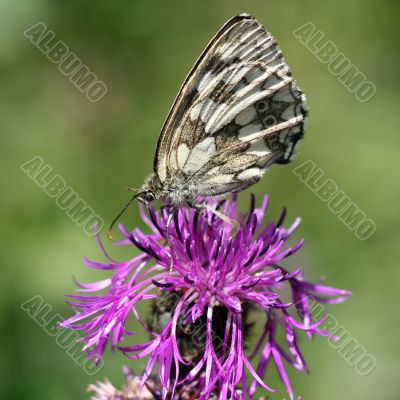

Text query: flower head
(61, 195), (350, 400)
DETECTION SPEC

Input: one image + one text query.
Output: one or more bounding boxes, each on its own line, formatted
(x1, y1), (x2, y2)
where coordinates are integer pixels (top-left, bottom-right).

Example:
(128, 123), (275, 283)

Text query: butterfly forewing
(154, 14), (307, 197)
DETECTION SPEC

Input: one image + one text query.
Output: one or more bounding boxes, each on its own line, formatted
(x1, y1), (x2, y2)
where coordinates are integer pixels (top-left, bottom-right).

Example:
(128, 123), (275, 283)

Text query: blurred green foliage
(1, 0), (399, 398)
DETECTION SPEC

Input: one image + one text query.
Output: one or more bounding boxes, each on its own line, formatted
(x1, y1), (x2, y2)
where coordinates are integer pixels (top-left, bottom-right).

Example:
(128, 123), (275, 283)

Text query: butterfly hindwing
(154, 14), (307, 197)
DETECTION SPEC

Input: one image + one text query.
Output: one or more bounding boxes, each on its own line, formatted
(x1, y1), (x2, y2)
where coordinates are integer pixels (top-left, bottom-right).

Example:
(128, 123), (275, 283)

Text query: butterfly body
(141, 162), (264, 207)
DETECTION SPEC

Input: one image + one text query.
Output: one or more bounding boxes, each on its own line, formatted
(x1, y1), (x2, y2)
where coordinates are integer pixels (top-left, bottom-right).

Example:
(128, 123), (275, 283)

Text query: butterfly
(108, 14), (308, 238)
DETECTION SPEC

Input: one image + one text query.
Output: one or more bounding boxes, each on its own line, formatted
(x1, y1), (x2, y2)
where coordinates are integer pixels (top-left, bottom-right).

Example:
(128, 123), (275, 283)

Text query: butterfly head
(138, 173), (169, 204)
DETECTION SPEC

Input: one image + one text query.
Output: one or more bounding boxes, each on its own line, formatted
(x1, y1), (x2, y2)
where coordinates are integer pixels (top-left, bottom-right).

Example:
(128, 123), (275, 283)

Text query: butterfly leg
(165, 207), (178, 274)
(190, 201), (240, 235)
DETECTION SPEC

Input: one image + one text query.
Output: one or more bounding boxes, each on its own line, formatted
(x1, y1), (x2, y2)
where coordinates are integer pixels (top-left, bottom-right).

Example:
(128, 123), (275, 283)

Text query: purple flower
(61, 195), (351, 400)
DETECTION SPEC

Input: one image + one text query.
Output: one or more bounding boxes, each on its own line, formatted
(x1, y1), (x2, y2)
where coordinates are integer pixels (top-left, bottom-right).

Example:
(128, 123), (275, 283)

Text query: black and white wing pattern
(154, 14), (308, 197)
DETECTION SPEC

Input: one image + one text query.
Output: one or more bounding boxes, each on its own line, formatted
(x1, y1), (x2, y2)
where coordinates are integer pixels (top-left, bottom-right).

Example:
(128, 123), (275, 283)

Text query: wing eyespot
(256, 100), (268, 112)
(263, 114), (278, 127)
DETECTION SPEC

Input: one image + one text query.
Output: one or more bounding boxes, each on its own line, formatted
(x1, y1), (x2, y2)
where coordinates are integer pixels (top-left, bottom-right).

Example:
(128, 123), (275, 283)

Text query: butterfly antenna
(107, 193), (141, 240)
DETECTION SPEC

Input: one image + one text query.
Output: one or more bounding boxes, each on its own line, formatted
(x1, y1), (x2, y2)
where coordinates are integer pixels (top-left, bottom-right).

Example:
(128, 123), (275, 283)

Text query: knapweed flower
(61, 195), (351, 400)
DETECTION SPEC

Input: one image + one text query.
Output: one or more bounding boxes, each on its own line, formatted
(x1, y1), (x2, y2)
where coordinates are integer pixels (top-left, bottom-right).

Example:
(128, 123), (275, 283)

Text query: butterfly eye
(143, 191), (155, 203)
(263, 115), (277, 127)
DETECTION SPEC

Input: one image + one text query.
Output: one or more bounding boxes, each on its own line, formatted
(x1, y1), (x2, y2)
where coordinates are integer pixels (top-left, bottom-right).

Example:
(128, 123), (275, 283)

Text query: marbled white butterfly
(108, 14), (308, 238)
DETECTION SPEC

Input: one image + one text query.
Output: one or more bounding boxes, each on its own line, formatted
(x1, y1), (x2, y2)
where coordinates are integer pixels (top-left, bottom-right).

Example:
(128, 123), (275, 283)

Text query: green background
(1, 0), (398, 399)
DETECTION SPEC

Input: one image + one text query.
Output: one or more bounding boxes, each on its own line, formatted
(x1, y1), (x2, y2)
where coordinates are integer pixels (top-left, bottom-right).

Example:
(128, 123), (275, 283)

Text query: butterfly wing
(154, 14), (308, 196)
